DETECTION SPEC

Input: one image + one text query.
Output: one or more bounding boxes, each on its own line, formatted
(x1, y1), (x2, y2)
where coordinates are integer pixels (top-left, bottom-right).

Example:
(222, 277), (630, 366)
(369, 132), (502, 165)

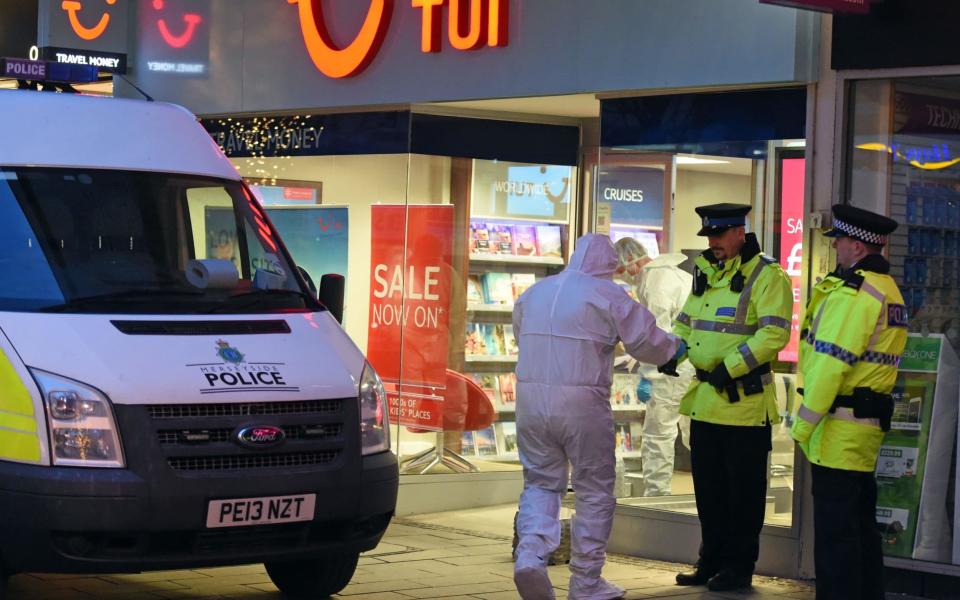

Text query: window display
(459, 159), (574, 467)
(847, 76), (960, 565)
(875, 335), (959, 563)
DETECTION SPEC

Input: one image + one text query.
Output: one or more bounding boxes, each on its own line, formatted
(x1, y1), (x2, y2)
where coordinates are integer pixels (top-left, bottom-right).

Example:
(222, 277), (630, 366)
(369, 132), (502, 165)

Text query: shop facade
(9, 0), (831, 580)
(801, 1), (960, 594)
(118, 0), (821, 579)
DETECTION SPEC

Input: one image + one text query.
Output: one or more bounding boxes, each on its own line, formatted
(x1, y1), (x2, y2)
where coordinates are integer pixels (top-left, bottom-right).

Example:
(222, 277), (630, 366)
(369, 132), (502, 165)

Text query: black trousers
(811, 463), (885, 600)
(689, 419), (771, 575)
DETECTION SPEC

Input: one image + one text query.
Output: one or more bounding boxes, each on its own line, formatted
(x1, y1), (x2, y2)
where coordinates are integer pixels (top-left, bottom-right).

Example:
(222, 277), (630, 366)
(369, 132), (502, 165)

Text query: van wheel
(266, 553), (359, 599)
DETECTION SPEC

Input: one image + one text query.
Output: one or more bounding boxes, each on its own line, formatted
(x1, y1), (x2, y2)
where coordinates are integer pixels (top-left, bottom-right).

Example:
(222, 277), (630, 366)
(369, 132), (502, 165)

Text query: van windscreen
(0, 168), (318, 314)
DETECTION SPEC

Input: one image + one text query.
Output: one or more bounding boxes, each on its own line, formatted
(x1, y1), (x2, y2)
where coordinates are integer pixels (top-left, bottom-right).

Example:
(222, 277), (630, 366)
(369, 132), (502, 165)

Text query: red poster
(778, 158), (805, 363)
(368, 205), (454, 432)
(760, 0), (875, 13)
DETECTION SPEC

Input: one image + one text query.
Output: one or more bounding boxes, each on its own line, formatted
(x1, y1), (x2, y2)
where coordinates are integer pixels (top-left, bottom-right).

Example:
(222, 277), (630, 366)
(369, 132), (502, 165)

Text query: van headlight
(359, 362), (390, 455)
(30, 369), (124, 468)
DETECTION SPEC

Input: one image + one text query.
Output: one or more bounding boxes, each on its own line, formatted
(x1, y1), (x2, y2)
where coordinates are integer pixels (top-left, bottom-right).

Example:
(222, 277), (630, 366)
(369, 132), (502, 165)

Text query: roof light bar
(1, 57), (99, 84)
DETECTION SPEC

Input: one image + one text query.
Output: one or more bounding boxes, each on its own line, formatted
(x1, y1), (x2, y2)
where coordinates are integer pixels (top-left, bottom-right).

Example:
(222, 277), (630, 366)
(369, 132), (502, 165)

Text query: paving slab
(2, 517), (820, 599)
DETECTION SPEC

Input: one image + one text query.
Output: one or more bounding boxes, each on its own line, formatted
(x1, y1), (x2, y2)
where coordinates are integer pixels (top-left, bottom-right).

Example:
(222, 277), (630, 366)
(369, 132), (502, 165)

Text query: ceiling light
(675, 156), (730, 165)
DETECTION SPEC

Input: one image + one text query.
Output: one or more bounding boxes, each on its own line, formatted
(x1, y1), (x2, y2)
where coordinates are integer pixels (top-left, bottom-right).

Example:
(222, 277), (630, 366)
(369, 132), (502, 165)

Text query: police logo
(887, 304), (908, 328)
(216, 339), (245, 364)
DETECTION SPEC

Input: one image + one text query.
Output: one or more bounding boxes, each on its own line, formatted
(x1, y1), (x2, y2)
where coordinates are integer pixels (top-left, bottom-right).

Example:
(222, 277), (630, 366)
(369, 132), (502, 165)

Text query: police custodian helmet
(823, 204), (898, 246)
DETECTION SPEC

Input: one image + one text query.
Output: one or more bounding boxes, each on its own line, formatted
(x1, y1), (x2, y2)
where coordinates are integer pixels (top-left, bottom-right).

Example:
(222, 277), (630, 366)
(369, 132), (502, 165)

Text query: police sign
(1, 58), (46, 79)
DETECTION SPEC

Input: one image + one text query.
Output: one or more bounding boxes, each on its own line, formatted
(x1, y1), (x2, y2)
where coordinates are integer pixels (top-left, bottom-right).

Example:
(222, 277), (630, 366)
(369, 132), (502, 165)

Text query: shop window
(453, 158), (574, 470)
(596, 89), (807, 528)
(846, 77), (960, 566)
(206, 113), (580, 478)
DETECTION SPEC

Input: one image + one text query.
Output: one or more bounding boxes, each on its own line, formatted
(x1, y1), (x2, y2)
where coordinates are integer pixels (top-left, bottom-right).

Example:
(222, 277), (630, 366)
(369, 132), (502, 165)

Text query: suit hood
(567, 233), (618, 279)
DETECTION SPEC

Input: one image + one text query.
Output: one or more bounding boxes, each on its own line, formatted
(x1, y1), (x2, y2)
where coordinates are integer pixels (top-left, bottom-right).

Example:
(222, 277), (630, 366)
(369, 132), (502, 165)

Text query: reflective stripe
(691, 320), (758, 335)
(0, 411), (37, 434)
(860, 281), (886, 304)
(808, 301), (829, 342)
(830, 407), (880, 428)
(0, 430), (41, 463)
(864, 303), (886, 354)
(758, 315), (791, 330)
(814, 340), (859, 366)
(0, 423), (36, 436)
(807, 337), (902, 367)
(860, 351), (901, 367)
(0, 348), (40, 462)
(735, 260), (770, 324)
(677, 312), (691, 326)
(738, 343), (759, 370)
(797, 404), (823, 426)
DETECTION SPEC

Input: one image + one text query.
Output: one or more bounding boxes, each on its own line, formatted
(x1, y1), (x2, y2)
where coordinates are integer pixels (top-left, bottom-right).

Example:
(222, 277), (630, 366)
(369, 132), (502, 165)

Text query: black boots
(705, 569), (752, 591)
(676, 565), (752, 591)
(675, 564), (716, 586)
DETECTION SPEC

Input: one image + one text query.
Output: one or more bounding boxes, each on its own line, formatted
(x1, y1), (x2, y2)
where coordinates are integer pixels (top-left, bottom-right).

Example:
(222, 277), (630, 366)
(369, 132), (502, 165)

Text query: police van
(0, 81), (397, 598)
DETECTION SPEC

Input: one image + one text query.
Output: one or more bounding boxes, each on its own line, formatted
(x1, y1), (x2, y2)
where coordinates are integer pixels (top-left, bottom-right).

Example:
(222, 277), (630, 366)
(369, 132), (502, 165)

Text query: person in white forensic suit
(614, 237), (695, 497)
(512, 234), (685, 600)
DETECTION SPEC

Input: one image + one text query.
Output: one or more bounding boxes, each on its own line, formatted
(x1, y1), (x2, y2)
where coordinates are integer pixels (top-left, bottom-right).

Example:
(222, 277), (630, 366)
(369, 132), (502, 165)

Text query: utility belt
(696, 363), (771, 403)
(831, 387), (894, 432)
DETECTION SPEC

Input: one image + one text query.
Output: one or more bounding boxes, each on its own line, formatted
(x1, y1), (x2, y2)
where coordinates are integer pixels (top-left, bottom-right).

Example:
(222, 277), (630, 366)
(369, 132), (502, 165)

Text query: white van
(0, 90), (397, 598)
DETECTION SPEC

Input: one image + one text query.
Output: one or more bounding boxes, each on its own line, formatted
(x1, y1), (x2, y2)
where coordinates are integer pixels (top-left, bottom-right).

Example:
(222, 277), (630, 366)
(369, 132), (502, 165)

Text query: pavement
(5, 515), (817, 600)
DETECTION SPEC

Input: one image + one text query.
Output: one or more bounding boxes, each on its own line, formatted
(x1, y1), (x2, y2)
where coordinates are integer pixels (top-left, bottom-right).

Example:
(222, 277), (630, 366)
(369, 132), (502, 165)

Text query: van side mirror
(318, 273), (345, 324)
(297, 266), (317, 297)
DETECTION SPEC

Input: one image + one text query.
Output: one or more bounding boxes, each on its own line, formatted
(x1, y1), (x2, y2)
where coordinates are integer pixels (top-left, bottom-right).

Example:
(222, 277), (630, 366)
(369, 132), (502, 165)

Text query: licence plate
(206, 493), (316, 528)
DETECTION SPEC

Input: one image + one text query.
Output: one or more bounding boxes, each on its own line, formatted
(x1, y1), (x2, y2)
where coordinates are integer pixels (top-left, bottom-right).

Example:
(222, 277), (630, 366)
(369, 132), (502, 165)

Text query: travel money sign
(287, 0), (510, 78)
(38, 0), (129, 73)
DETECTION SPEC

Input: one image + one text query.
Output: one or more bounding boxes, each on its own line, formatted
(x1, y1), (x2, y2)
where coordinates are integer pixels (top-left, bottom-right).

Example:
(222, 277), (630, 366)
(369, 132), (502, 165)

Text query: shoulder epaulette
(759, 255), (777, 265)
(841, 270), (865, 291)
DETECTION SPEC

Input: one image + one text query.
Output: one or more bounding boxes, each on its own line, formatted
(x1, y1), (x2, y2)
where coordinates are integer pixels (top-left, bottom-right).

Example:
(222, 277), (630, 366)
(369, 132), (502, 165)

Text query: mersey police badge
(216, 339), (245, 364)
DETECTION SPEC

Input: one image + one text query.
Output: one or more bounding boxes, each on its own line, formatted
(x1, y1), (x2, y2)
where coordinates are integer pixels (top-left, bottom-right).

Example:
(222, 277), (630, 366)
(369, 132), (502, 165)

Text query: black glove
(707, 363), (731, 392)
(657, 359), (680, 377)
(656, 340), (686, 377)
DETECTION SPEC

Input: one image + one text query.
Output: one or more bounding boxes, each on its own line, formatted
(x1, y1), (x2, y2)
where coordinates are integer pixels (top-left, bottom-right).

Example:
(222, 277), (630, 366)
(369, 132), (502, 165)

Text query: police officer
(673, 203), (793, 592)
(791, 205), (906, 600)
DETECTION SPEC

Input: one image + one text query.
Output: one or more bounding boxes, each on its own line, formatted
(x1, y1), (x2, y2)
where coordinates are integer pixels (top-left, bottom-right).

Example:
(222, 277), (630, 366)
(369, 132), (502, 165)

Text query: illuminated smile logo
(61, 0), (117, 41)
(286, 0), (394, 79)
(152, 0), (202, 49)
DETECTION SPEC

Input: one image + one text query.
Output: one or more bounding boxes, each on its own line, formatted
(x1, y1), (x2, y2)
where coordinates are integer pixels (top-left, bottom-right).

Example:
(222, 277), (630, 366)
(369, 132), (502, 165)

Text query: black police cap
(823, 204), (898, 246)
(694, 203), (752, 236)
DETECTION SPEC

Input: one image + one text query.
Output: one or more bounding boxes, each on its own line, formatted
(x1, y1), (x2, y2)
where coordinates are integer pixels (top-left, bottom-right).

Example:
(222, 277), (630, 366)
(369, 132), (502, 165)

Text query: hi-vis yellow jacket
(791, 255), (907, 472)
(673, 234), (793, 427)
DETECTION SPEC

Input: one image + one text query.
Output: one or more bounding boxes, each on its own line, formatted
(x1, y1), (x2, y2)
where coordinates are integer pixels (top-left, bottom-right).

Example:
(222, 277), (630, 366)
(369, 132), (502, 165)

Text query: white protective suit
(633, 254), (695, 496)
(512, 234), (680, 600)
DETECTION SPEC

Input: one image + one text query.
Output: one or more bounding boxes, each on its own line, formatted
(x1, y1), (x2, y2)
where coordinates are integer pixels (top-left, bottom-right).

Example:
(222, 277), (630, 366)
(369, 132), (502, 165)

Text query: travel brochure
(465, 323), (519, 358)
(468, 373), (517, 411)
(467, 272), (537, 306)
(611, 372), (641, 407)
(615, 421), (643, 453)
(459, 422), (518, 457)
(470, 220), (563, 258)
